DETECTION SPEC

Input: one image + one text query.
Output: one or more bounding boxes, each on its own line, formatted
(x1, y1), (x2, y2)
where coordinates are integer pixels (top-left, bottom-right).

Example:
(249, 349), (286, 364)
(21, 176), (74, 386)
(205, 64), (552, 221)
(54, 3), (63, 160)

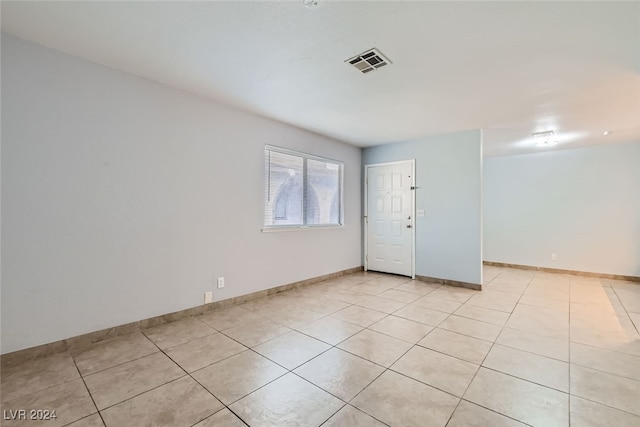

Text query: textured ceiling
(2, 1), (639, 156)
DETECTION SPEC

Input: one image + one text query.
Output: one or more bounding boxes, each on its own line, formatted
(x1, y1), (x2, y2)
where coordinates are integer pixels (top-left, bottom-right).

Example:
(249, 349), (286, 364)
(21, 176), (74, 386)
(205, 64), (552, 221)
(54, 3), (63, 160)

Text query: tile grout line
(442, 270), (509, 427)
(348, 275), (499, 423)
(211, 316), (358, 421)
(485, 274), (640, 419)
(312, 276), (404, 426)
(566, 359), (640, 382)
(478, 365), (569, 394)
(223, 325), (372, 425)
(193, 327), (292, 402)
(449, 270), (538, 425)
(339, 338), (417, 424)
(317, 403), (391, 427)
(558, 276), (640, 422)
(447, 399), (536, 427)
(287, 372), (350, 425)
(311, 276), (447, 425)
(73, 347), (160, 378)
(608, 285), (640, 335)
(216, 289), (397, 425)
(70, 355), (108, 427)
(558, 393), (640, 419)
(224, 275), (459, 425)
(502, 273), (640, 420)
(451, 270), (571, 425)
(569, 276), (573, 427)
(142, 317), (219, 355)
(140, 329), (250, 426)
(1, 363), (80, 408)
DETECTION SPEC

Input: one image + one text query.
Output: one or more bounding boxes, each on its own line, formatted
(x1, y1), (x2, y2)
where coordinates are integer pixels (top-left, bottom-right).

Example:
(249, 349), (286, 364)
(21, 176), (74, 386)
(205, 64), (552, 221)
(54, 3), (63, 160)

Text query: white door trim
(364, 159), (416, 279)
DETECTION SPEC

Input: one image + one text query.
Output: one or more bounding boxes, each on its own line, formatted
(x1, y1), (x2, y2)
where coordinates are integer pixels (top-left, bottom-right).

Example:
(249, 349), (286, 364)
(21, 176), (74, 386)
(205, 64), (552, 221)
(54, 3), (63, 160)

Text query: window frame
(263, 145), (345, 232)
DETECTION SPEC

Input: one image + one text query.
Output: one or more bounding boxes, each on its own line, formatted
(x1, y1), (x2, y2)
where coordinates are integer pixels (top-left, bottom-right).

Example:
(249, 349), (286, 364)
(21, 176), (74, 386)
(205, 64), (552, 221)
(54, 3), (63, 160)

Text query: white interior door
(365, 160), (414, 278)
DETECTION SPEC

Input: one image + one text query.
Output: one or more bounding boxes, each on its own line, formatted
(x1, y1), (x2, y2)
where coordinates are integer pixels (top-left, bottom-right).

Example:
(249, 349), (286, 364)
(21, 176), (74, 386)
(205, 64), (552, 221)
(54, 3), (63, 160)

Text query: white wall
(362, 130), (483, 285)
(1, 35), (362, 354)
(484, 142), (640, 277)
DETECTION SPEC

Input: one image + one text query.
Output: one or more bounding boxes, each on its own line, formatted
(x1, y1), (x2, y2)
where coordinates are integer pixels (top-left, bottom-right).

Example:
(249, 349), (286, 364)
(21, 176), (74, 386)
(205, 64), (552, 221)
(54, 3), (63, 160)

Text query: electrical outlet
(551, 253), (557, 261)
(217, 277), (225, 289)
(204, 291), (213, 304)
(417, 209), (425, 217)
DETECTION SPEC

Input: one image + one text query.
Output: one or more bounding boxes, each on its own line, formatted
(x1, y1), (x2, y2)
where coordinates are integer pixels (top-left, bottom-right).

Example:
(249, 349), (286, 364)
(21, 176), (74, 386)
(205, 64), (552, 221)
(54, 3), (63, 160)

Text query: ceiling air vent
(346, 48), (391, 74)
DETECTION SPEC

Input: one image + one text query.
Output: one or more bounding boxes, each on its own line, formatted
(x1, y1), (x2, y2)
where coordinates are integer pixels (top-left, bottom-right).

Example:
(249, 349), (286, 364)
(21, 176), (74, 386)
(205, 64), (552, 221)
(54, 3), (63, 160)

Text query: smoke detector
(346, 48), (391, 74)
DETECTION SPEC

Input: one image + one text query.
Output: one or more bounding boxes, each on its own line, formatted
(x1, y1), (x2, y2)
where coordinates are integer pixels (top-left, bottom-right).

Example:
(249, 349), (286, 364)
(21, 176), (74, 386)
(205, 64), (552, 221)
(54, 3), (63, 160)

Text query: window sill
(261, 225), (346, 233)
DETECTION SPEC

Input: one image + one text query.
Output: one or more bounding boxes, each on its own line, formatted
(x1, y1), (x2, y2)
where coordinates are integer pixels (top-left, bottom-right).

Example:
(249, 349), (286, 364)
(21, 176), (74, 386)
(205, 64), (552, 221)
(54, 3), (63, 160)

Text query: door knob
(406, 224), (412, 228)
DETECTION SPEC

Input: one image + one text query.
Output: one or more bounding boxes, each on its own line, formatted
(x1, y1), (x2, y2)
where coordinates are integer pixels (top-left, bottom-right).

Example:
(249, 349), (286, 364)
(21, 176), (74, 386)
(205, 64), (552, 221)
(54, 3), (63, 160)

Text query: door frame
(364, 159), (416, 279)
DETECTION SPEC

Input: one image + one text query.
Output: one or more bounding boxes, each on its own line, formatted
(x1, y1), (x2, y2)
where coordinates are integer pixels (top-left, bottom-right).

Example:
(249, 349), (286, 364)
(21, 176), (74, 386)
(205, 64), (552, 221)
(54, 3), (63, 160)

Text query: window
(264, 145), (344, 230)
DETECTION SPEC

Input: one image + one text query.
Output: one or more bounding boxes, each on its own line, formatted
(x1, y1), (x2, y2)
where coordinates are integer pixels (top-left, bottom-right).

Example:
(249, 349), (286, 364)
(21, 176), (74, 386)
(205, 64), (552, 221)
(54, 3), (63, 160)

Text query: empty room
(1, 1), (639, 426)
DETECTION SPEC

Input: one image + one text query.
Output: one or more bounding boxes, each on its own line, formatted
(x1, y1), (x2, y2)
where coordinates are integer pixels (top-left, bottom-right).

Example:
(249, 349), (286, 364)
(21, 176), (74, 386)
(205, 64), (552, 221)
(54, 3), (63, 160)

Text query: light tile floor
(2, 266), (640, 426)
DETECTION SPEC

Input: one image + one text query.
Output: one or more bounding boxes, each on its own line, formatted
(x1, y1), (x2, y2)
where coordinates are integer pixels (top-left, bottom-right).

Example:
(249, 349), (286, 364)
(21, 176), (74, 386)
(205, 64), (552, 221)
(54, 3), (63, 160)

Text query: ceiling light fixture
(303, 0), (319, 9)
(532, 130), (557, 147)
(603, 130), (611, 136)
